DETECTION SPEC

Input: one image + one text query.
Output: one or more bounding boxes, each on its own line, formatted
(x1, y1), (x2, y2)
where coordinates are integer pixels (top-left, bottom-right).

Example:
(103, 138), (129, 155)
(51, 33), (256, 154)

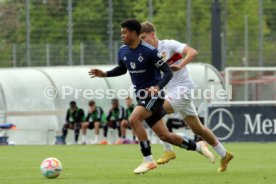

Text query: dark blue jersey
(118, 42), (163, 91)
(106, 41), (173, 94)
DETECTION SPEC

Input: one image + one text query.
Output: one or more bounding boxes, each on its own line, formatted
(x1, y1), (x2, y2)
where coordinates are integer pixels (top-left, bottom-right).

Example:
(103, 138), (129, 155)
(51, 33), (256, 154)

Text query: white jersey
(157, 39), (195, 93)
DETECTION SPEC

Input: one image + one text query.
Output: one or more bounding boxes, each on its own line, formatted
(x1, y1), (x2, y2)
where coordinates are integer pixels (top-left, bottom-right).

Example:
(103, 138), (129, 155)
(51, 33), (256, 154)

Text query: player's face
(121, 28), (136, 45)
(112, 102), (118, 109)
(125, 98), (132, 107)
(70, 104), (76, 111)
(140, 32), (154, 46)
(89, 104), (96, 112)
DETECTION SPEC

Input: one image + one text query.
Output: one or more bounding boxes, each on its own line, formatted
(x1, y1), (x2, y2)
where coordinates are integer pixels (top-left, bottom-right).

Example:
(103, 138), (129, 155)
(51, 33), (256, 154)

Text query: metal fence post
(221, 0), (227, 70)
(258, 0), (263, 67)
(244, 15), (249, 101)
(186, 0), (191, 44)
(26, 0), (31, 66)
(80, 42), (84, 65)
(148, 0), (153, 22)
(67, 0), (73, 65)
(12, 44), (17, 68)
(113, 41), (118, 64)
(107, 0), (113, 64)
(46, 43), (50, 66)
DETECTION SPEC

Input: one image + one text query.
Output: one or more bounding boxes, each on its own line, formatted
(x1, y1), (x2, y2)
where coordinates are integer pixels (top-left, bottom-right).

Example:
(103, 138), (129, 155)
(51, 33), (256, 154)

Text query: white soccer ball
(40, 157), (62, 179)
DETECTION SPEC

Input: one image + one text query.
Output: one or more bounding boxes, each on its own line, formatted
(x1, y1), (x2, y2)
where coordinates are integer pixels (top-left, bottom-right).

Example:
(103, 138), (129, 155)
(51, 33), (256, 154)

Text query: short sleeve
(166, 40), (187, 54)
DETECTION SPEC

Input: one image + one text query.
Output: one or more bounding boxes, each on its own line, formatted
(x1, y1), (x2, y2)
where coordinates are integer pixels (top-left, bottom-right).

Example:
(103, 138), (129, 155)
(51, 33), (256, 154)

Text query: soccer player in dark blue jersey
(89, 19), (209, 174)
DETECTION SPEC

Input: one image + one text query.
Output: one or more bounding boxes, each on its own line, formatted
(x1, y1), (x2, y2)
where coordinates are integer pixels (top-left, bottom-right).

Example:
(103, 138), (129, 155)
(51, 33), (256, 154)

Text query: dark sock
(74, 129), (80, 142)
(103, 126), (108, 137)
(194, 134), (203, 142)
(62, 127), (68, 139)
(140, 140), (151, 156)
(122, 135), (126, 139)
(180, 137), (197, 151)
(133, 136), (136, 141)
(117, 127), (121, 138)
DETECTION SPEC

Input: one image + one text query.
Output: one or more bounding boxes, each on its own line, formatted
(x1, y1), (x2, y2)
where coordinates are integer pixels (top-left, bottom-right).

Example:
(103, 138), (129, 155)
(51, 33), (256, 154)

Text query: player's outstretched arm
(89, 64), (127, 78)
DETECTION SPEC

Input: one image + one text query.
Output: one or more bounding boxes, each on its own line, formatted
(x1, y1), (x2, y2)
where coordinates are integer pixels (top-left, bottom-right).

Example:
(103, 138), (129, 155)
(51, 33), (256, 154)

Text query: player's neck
(129, 39), (141, 49)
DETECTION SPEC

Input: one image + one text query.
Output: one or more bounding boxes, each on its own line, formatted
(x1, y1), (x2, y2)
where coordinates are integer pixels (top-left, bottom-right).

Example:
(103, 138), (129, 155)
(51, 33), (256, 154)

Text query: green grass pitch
(0, 143), (275, 184)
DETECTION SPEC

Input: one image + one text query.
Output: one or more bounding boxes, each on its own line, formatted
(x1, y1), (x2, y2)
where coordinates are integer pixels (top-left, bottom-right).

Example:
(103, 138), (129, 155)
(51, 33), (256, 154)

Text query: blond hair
(141, 21), (156, 33)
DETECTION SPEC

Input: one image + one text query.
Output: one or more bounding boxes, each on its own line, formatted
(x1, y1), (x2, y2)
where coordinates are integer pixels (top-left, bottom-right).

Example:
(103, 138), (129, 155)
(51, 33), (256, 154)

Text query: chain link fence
(0, 0), (275, 68)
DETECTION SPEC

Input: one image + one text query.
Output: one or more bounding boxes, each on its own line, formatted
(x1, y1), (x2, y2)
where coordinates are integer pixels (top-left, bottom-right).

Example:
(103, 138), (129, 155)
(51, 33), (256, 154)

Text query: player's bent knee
(94, 122), (100, 127)
(121, 121), (128, 127)
(129, 117), (141, 128)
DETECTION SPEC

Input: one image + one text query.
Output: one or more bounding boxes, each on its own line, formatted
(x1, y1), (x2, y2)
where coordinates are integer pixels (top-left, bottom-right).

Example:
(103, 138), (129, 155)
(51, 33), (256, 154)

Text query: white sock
(213, 142), (227, 158)
(82, 134), (87, 142)
(144, 155), (154, 162)
(163, 141), (173, 151)
(94, 135), (99, 143)
(109, 129), (115, 144)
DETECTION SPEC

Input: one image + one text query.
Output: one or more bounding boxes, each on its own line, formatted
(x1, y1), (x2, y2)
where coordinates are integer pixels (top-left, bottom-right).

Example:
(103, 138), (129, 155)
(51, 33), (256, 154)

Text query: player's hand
(88, 68), (107, 78)
(146, 86), (159, 96)
(170, 64), (182, 71)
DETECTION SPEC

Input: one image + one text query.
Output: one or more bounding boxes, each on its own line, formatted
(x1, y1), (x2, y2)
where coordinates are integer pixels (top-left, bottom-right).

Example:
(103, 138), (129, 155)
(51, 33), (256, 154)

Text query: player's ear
(150, 32), (155, 38)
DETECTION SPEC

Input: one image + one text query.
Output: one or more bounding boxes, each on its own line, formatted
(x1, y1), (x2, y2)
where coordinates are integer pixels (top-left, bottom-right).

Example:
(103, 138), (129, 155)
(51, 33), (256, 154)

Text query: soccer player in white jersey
(140, 22), (233, 172)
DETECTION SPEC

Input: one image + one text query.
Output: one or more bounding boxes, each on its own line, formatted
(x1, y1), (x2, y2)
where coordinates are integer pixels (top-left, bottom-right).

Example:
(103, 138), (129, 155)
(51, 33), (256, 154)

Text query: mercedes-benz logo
(207, 108), (235, 141)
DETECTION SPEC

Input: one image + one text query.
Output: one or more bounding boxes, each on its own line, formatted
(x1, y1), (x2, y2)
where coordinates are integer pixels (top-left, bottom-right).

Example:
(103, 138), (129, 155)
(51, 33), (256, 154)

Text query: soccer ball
(40, 157), (62, 179)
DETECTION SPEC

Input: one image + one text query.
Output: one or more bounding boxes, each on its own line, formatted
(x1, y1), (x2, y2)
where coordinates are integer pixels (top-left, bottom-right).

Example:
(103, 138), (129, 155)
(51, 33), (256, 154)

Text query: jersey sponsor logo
(140, 100), (146, 104)
(129, 69), (146, 74)
(130, 62), (136, 69)
(138, 54), (144, 62)
(123, 56), (127, 61)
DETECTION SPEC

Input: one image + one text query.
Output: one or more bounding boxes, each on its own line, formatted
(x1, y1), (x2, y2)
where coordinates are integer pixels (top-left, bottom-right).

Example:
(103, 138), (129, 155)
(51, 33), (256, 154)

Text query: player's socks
(144, 155), (154, 162)
(81, 134), (87, 144)
(74, 129), (80, 144)
(213, 141), (227, 158)
(62, 127), (68, 139)
(109, 129), (115, 144)
(179, 137), (197, 151)
(94, 135), (99, 143)
(163, 141), (173, 151)
(140, 140), (152, 157)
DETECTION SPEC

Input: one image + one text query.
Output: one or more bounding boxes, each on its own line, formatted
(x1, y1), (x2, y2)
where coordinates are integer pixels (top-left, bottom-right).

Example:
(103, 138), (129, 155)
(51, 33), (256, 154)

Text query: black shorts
(137, 91), (166, 128)
(88, 121), (101, 129)
(67, 122), (81, 129)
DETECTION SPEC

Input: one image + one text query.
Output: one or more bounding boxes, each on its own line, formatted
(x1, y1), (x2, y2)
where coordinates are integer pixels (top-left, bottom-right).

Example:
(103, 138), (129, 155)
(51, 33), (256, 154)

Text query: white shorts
(165, 88), (197, 119)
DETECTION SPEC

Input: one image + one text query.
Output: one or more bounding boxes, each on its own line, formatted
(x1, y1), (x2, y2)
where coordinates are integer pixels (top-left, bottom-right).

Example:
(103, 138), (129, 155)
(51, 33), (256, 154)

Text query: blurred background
(0, 0), (275, 68)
